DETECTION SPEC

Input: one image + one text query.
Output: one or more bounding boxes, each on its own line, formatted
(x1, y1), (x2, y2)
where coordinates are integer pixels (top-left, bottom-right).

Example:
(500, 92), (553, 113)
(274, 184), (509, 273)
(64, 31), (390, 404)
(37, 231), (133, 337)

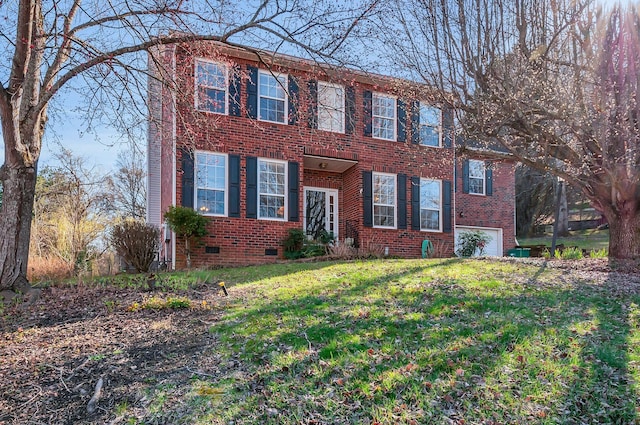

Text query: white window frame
(258, 158), (287, 221)
(372, 172), (397, 229)
(420, 178), (442, 232)
(419, 103), (442, 147)
(469, 159), (486, 195)
(194, 59), (228, 115)
(195, 151), (228, 216)
(372, 92), (396, 141)
(317, 81), (345, 133)
(258, 71), (288, 124)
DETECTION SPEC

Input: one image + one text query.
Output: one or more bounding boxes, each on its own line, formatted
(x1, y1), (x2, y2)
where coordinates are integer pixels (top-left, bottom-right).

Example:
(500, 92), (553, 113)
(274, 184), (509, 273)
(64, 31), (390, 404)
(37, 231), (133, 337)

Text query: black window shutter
(363, 170), (373, 227)
(397, 173), (407, 229)
(443, 107), (454, 148)
(411, 100), (420, 144)
(411, 176), (421, 230)
(246, 66), (258, 119)
(308, 80), (318, 129)
(228, 154), (240, 217)
(288, 161), (299, 222)
(486, 161), (493, 196)
(397, 100), (407, 143)
(345, 86), (356, 135)
(443, 180), (452, 233)
(229, 71), (241, 117)
(180, 148), (194, 208)
(462, 159), (470, 194)
(246, 156), (257, 218)
(288, 75), (299, 125)
(363, 90), (372, 137)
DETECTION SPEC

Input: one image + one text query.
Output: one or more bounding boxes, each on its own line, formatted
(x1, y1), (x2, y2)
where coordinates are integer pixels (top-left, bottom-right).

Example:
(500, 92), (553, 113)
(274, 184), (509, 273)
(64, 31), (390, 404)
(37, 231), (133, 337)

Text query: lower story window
(195, 152), (226, 215)
(259, 159), (286, 219)
(420, 179), (441, 231)
(373, 172), (396, 228)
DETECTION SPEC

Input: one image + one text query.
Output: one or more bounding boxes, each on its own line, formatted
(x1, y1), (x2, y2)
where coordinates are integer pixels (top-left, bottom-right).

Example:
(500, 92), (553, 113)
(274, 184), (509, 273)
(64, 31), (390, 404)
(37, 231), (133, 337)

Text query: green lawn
(519, 228), (610, 251)
(130, 259), (639, 424)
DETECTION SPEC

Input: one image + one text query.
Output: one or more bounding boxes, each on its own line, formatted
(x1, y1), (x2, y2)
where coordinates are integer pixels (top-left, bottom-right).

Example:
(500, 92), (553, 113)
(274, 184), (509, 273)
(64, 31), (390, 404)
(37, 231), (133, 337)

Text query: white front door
(304, 188), (339, 240)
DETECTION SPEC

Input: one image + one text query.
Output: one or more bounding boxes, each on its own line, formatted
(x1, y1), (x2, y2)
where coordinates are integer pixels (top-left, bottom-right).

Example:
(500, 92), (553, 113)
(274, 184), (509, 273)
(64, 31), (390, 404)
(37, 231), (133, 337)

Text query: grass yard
(519, 228), (610, 252)
(2, 258), (640, 424)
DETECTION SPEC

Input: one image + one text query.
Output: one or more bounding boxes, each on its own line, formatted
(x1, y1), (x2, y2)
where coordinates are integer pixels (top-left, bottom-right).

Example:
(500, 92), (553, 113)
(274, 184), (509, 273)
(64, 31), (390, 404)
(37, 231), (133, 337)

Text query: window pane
(197, 87), (225, 113)
(372, 94), (395, 140)
(258, 160), (286, 219)
(469, 177), (484, 195)
(421, 210), (440, 230)
(373, 173), (396, 227)
(420, 105), (440, 126)
(420, 125), (439, 147)
(260, 195), (285, 218)
(469, 160), (485, 178)
(374, 205), (395, 227)
(196, 60), (227, 114)
(318, 83), (344, 132)
(420, 180), (440, 210)
(195, 152), (225, 215)
(197, 189), (224, 215)
(259, 98), (285, 122)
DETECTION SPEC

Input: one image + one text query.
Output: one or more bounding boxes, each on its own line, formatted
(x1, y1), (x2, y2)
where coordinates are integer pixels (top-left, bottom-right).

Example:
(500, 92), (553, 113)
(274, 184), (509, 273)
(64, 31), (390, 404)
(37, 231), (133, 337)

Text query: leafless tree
(383, 0), (640, 259)
(30, 148), (112, 274)
(0, 0), (378, 292)
(109, 149), (146, 221)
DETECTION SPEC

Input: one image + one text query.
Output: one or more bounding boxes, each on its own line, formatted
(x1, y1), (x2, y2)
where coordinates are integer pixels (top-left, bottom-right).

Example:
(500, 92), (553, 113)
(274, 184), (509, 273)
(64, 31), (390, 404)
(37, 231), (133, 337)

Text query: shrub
(456, 231), (492, 257)
(283, 228), (305, 259)
(164, 206), (208, 269)
(110, 221), (160, 273)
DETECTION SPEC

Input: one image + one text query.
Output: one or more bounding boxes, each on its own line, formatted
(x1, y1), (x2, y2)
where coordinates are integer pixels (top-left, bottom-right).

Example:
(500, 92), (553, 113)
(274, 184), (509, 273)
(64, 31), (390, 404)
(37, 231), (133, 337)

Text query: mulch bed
(0, 283), (228, 425)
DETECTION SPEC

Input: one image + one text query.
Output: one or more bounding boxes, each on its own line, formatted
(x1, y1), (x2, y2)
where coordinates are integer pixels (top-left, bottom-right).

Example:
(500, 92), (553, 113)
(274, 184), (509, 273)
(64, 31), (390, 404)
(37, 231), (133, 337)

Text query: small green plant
(129, 296), (192, 311)
(89, 353), (106, 361)
(589, 248), (608, 258)
(164, 206), (208, 269)
(283, 228), (305, 259)
(560, 246), (584, 259)
(104, 300), (117, 312)
(456, 231), (492, 257)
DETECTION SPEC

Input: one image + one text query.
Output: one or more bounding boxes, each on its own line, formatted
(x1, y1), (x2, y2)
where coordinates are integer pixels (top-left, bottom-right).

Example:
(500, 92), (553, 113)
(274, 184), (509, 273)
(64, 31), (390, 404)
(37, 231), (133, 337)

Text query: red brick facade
(147, 42), (516, 268)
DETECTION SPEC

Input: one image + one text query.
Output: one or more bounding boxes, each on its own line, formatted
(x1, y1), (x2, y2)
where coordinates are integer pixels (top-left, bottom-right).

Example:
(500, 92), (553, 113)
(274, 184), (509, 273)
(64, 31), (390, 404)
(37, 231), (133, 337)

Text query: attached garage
(454, 226), (503, 257)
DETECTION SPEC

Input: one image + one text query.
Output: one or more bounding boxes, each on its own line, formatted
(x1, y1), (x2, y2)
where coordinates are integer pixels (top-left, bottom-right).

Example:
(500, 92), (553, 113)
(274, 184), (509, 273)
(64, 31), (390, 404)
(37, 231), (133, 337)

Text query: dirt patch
(0, 283), (229, 425)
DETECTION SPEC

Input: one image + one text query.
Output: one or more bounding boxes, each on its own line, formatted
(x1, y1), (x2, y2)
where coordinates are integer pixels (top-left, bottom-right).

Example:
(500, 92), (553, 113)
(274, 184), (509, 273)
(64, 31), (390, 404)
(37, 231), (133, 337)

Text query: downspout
(170, 45), (177, 271)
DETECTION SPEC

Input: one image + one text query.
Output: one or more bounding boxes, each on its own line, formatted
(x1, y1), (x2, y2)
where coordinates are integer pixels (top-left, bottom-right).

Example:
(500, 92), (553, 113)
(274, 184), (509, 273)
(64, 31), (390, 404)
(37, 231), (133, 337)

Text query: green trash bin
(507, 248), (530, 257)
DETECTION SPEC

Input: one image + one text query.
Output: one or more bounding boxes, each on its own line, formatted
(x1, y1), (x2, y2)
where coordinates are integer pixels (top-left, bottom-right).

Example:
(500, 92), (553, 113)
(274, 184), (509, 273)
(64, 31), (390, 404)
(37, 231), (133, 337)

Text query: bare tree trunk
(0, 160), (38, 292)
(607, 210), (640, 260)
(557, 182), (569, 236)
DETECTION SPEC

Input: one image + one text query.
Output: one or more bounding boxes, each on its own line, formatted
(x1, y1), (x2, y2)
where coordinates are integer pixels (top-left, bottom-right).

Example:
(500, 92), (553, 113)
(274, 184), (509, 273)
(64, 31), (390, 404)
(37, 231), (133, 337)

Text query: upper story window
(468, 159), (486, 195)
(258, 159), (286, 220)
(419, 104), (441, 147)
(259, 71), (287, 124)
(372, 93), (396, 141)
(195, 59), (227, 114)
(317, 82), (345, 133)
(420, 179), (441, 231)
(373, 172), (396, 228)
(195, 152), (227, 215)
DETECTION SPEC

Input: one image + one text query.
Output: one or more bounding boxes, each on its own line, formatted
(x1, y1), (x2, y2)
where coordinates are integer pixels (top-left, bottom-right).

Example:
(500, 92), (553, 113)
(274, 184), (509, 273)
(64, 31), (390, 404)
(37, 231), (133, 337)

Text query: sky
(2, 0), (635, 173)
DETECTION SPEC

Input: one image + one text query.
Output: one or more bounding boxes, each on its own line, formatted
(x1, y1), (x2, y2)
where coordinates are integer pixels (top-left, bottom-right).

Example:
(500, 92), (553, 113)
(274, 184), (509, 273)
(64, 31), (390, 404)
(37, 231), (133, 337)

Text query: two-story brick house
(147, 41), (515, 268)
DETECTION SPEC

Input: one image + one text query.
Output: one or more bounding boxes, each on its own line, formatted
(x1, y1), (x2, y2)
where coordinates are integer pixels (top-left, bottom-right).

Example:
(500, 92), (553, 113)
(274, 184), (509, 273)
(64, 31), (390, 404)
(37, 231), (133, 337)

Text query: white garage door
(455, 226), (503, 257)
